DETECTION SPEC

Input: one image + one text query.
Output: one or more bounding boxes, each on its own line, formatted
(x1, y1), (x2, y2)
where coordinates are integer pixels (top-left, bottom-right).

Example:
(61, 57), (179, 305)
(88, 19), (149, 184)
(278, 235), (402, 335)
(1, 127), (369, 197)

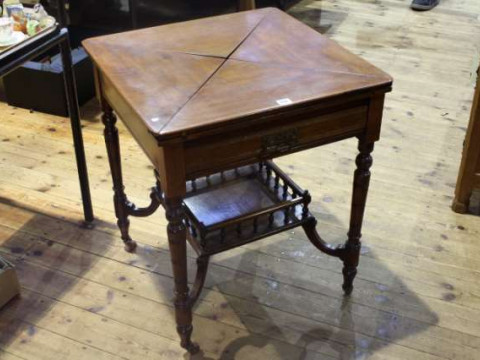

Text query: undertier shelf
(183, 161), (313, 256)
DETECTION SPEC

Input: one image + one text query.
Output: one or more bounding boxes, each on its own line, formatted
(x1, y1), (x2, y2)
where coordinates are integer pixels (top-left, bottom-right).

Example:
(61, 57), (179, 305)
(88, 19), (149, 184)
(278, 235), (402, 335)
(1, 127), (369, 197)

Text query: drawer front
(184, 105), (368, 178)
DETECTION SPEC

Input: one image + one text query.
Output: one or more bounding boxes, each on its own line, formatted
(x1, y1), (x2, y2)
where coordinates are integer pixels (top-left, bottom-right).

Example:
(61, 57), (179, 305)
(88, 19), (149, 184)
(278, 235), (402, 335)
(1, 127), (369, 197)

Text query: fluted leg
(342, 140), (374, 295)
(101, 101), (137, 252)
(164, 197), (199, 354)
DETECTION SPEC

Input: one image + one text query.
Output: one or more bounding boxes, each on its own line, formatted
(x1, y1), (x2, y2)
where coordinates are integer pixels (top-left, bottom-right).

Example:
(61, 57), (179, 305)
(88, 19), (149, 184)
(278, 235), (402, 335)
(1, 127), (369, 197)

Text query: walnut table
(83, 8), (392, 353)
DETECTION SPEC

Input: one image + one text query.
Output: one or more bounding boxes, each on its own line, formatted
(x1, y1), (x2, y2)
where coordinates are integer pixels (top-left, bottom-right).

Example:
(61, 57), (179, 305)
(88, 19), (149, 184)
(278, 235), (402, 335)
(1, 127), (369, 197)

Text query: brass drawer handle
(261, 129), (299, 156)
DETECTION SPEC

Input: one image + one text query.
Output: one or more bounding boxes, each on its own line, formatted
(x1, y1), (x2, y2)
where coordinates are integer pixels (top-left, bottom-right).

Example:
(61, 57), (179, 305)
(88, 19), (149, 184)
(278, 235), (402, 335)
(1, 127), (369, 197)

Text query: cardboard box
(0, 257), (21, 309)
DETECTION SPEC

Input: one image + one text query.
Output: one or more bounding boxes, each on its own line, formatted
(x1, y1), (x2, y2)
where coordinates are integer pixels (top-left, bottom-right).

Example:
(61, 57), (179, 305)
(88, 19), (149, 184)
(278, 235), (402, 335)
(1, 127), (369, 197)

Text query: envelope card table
(83, 8), (392, 353)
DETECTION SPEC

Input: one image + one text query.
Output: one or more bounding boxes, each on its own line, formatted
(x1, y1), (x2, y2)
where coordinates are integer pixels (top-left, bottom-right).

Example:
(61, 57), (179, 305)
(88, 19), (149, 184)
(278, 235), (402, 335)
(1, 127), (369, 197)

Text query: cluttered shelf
(0, 1), (59, 75)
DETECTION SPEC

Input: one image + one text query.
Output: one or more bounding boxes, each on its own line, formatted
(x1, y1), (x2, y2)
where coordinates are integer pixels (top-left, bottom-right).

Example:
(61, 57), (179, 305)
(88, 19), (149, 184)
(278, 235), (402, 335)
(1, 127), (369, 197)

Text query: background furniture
(452, 66), (480, 213)
(84, 8), (392, 353)
(4, 47), (95, 116)
(0, 0), (93, 222)
(43, 0), (297, 47)
(3, 0), (266, 115)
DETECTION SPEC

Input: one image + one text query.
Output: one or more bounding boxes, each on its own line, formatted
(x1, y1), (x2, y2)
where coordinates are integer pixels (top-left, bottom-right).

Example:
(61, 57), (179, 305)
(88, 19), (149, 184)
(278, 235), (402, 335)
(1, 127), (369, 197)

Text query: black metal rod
(59, 34), (94, 222)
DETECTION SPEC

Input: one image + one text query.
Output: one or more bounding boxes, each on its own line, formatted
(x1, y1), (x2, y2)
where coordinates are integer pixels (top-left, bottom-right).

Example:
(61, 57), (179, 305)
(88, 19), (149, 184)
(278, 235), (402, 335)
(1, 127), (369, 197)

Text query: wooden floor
(1, 0), (480, 359)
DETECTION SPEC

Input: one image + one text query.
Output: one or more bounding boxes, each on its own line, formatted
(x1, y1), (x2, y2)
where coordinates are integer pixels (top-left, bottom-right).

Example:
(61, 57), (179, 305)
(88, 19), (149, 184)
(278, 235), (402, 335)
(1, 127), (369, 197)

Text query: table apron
(183, 105), (368, 179)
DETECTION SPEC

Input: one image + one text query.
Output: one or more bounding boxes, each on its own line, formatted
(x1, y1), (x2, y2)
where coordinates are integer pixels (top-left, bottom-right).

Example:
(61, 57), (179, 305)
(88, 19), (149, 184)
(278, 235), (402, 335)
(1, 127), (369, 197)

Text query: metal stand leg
(101, 100), (137, 253)
(59, 36), (94, 223)
(342, 139), (374, 295)
(164, 196), (199, 354)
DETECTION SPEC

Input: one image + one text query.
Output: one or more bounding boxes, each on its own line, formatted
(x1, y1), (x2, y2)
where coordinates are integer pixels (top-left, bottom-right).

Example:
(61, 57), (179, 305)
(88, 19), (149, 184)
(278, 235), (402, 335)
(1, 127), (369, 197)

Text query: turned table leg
(164, 197), (199, 354)
(101, 101), (137, 252)
(342, 140), (374, 295)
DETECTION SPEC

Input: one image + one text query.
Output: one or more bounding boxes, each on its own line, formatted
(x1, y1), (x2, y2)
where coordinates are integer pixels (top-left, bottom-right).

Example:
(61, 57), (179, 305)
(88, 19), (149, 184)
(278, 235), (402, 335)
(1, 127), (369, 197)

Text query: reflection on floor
(1, 0), (480, 358)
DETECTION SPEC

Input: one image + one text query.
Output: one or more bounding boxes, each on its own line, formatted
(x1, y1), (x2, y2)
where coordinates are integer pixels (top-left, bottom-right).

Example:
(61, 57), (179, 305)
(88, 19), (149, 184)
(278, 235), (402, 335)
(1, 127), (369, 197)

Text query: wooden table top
(83, 8), (392, 142)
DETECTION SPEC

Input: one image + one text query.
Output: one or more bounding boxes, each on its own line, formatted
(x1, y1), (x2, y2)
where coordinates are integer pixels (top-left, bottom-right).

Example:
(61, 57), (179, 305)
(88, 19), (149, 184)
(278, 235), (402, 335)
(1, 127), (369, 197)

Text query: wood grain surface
(83, 8), (391, 140)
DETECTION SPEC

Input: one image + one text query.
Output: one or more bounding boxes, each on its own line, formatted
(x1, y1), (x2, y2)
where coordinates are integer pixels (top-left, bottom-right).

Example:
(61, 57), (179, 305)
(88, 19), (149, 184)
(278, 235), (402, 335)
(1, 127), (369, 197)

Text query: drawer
(184, 105), (368, 178)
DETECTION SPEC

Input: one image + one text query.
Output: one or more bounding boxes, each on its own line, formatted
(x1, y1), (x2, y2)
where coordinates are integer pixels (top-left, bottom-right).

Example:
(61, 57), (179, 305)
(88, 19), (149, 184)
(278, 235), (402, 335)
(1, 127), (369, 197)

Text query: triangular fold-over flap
(83, 39), (225, 132)
(230, 8), (391, 79)
(86, 8), (270, 59)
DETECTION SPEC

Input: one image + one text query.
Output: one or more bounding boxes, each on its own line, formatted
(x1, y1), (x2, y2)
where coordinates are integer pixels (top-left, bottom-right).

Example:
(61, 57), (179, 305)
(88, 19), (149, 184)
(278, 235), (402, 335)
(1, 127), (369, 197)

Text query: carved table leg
(101, 101), (137, 252)
(164, 197), (199, 354)
(342, 140), (374, 295)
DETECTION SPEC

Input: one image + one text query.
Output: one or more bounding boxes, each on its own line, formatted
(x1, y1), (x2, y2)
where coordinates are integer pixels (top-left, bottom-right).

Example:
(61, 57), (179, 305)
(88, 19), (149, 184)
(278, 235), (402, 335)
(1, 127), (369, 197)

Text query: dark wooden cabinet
(42, 0), (299, 47)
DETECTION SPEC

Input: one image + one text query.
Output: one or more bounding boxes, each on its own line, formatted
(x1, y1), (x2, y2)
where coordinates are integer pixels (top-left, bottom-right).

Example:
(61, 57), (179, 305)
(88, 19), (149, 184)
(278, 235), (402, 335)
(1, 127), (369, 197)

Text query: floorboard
(1, 0), (480, 358)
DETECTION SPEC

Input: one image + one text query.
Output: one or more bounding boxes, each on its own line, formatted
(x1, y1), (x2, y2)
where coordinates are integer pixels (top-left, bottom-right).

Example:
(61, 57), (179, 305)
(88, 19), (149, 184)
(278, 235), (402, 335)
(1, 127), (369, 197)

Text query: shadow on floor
(200, 236), (438, 359)
(0, 186), (439, 359)
(0, 196), (115, 351)
(131, 206), (439, 359)
(467, 189), (480, 215)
